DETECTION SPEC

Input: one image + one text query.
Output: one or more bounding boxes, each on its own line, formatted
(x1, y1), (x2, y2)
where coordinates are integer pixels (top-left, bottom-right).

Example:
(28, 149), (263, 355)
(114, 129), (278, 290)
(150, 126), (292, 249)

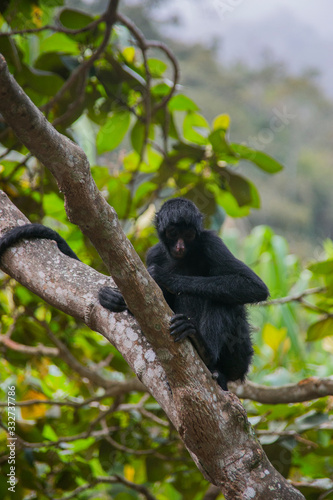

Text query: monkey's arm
(152, 267), (268, 305)
(161, 232), (268, 304)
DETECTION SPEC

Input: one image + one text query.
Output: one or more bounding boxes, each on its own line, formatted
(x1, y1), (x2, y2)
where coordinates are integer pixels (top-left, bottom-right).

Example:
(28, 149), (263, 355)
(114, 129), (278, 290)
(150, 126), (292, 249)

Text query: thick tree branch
(0, 57), (304, 498)
(230, 377), (333, 404)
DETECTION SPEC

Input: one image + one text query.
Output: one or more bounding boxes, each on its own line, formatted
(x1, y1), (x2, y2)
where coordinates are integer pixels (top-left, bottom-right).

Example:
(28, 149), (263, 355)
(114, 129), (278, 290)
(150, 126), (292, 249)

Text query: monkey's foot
(98, 287), (127, 312)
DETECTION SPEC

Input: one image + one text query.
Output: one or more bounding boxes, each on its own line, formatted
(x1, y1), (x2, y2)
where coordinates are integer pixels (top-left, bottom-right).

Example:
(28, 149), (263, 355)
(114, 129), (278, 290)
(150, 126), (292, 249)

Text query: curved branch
(230, 377), (333, 404)
(43, 0), (120, 115)
(117, 13), (180, 113)
(0, 335), (58, 356)
(0, 17), (104, 37)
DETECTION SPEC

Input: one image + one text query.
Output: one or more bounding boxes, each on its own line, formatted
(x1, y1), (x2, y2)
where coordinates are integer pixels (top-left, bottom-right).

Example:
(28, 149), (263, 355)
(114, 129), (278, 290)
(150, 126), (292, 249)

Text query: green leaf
(107, 179), (131, 218)
(18, 65), (64, 96)
(216, 191), (251, 217)
(59, 8), (93, 30)
(231, 144), (284, 173)
(133, 181), (157, 205)
(147, 58), (167, 77)
(168, 94), (199, 112)
(131, 120), (145, 154)
(308, 259), (333, 275)
(40, 33), (80, 54)
(183, 112), (209, 145)
(307, 317), (333, 341)
(224, 170), (252, 207)
(97, 111), (131, 154)
(212, 113), (230, 131)
(123, 150), (140, 172)
(151, 83), (171, 97)
(209, 129), (232, 156)
(146, 145), (163, 172)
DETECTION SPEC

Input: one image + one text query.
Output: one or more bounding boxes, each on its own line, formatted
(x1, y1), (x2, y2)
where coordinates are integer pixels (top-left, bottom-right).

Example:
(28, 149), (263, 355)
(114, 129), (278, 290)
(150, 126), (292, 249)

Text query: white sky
(217, 0), (333, 38)
(158, 0), (333, 42)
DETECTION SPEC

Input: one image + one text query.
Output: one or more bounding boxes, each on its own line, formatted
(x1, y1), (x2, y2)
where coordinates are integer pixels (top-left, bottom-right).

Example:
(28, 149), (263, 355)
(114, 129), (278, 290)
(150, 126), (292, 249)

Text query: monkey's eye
(166, 228), (179, 240)
(183, 229), (196, 241)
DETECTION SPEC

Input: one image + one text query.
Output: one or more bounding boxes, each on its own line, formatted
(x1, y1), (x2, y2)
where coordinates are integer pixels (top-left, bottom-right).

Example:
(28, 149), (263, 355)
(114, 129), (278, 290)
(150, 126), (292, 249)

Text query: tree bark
(0, 55), (304, 499)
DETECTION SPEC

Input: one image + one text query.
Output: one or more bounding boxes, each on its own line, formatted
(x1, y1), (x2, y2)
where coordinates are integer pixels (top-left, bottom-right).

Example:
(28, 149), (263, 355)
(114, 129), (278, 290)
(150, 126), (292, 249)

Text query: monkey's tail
(0, 224), (80, 261)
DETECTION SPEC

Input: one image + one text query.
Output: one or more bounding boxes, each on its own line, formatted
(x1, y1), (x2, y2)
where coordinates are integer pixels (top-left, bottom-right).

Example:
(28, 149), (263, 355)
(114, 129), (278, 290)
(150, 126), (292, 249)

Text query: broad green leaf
(151, 83), (171, 97)
(70, 437), (95, 452)
(133, 181), (157, 205)
(147, 58), (167, 77)
(59, 8), (93, 30)
(213, 113), (230, 131)
(91, 166), (111, 189)
(307, 317), (333, 341)
(42, 193), (66, 218)
(123, 150), (140, 172)
(308, 259), (333, 275)
(231, 144), (284, 173)
(224, 170), (254, 207)
(42, 424), (58, 441)
(97, 111), (131, 154)
(209, 129), (232, 155)
(40, 33), (80, 54)
(183, 112), (209, 145)
(172, 142), (205, 162)
(216, 191), (250, 217)
(107, 179), (131, 219)
(168, 94), (199, 112)
(18, 65), (64, 96)
(146, 145), (163, 172)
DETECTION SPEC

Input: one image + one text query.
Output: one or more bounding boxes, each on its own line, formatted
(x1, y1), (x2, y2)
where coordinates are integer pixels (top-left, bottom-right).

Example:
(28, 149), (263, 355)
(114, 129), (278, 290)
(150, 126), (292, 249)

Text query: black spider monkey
(99, 198), (269, 389)
(0, 198), (268, 390)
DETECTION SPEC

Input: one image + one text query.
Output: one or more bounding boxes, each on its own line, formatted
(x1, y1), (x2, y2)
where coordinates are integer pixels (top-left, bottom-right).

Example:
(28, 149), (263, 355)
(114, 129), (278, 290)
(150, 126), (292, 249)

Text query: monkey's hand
(148, 265), (177, 293)
(169, 314), (197, 342)
(98, 286), (127, 312)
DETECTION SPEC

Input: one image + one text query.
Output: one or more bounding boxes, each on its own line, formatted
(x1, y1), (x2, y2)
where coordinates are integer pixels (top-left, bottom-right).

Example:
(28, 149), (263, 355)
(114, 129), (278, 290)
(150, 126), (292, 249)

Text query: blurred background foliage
(0, 0), (333, 499)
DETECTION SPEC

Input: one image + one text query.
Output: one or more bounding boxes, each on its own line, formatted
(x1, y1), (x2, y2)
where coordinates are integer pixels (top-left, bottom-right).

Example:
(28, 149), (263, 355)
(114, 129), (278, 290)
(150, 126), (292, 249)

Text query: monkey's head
(155, 198), (203, 259)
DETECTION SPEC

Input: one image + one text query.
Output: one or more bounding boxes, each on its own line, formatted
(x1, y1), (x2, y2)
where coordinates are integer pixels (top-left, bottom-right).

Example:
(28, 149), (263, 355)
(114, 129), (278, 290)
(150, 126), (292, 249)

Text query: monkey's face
(164, 224), (196, 259)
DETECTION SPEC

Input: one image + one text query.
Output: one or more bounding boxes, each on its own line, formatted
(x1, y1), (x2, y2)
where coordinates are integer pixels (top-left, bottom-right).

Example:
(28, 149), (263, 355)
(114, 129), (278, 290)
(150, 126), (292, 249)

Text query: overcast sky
(155, 0), (333, 96)
(211, 0), (333, 40)
(158, 0), (333, 42)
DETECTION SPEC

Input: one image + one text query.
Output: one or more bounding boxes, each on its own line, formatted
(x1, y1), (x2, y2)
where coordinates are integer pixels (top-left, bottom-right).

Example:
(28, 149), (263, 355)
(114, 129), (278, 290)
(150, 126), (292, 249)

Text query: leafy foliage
(0, 1), (332, 499)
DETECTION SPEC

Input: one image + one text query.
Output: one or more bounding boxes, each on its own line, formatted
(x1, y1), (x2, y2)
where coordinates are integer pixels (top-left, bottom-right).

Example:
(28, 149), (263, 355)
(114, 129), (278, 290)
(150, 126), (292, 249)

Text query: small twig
(117, 13), (180, 114)
(0, 18), (104, 37)
(0, 335), (58, 356)
(61, 475), (157, 500)
(261, 287), (326, 307)
(256, 429), (318, 448)
(0, 380), (146, 409)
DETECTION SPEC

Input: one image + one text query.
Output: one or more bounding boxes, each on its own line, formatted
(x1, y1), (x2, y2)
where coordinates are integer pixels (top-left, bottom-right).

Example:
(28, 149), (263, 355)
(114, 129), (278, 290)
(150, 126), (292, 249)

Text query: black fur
(143, 198), (269, 390)
(102, 198), (269, 390)
(0, 224), (80, 261)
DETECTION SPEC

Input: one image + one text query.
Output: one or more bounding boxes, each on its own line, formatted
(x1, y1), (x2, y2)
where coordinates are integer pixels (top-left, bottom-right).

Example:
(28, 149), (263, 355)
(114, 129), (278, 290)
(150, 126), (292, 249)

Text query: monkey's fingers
(173, 327), (197, 342)
(170, 314), (191, 327)
(170, 321), (189, 335)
